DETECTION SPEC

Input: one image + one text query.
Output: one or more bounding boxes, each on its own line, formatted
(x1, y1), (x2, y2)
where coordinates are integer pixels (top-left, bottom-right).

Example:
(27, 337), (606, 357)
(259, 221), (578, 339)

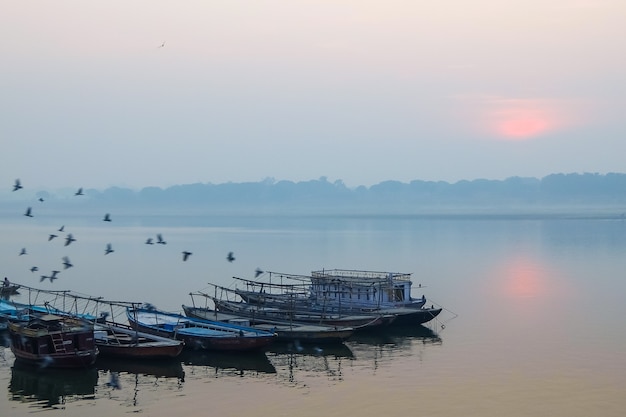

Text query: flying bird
(62, 256), (73, 269)
(158, 41), (165, 48)
(145, 237), (154, 245)
(65, 233), (76, 246)
(38, 197), (44, 202)
(255, 268), (264, 278)
(156, 234), (166, 245)
(30, 266), (38, 273)
(105, 243), (114, 255)
(182, 251), (192, 261)
(41, 270), (60, 282)
(58, 225), (65, 232)
(103, 213), (112, 222)
(48, 234), (58, 241)
(13, 179), (23, 191)
(19, 248), (27, 256)
(75, 187), (84, 196)
(24, 207), (33, 217)
(227, 252), (235, 262)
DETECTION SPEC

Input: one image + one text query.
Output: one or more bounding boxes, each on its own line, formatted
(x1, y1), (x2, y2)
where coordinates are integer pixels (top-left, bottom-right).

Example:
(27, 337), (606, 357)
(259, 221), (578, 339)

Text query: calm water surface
(1, 212), (625, 416)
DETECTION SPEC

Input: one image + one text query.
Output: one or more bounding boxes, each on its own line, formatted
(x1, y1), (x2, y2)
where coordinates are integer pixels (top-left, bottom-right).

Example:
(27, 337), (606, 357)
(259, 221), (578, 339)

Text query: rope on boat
(424, 297), (459, 331)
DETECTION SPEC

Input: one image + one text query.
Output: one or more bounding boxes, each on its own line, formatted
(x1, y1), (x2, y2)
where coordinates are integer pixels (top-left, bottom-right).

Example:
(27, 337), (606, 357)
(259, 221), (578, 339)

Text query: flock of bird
(10, 178), (264, 284)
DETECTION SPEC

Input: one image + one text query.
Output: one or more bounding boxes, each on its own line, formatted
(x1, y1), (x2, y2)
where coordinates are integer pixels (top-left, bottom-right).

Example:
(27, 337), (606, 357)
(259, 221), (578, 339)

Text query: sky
(1, 1), (625, 190)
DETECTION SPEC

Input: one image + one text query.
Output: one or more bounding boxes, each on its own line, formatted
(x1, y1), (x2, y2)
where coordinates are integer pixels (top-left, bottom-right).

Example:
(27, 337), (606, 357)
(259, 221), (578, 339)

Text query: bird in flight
(158, 41), (165, 48)
(156, 234), (167, 245)
(75, 187), (84, 196)
(48, 234), (58, 241)
(13, 179), (23, 191)
(103, 213), (112, 222)
(24, 207), (33, 217)
(58, 225), (65, 232)
(19, 248), (27, 256)
(145, 237), (154, 245)
(105, 243), (114, 255)
(182, 251), (192, 261)
(62, 256), (73, 269)
(255, 268), (264, 278)
(65, 233), (76, 246)
(30, 266), (38, 273)
(227, 252), (235, 262)
(40, 271), (60, 283)
(38, 197), (44, 202)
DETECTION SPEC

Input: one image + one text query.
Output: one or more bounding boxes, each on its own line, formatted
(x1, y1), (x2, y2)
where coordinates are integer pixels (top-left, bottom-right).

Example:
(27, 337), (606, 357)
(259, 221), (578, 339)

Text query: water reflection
(9, 362), (98, 408)
(264, 342), (355, 384)
(180, 349), (277, 376)
(97, 356), (186, 380)
(349, 324), (442, 348)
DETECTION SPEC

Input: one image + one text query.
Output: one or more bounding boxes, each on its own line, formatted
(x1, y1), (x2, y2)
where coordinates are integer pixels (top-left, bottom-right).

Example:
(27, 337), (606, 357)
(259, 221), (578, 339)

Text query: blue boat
(127, 306), (277, 351)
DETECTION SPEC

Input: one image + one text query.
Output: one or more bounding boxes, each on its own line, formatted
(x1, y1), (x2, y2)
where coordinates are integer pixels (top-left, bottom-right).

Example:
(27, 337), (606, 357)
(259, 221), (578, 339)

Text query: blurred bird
(38, 197), (44, 202)
(19, 248), (27, 256)
(158, 41), (165, 48)
(13, 179), (23, 191)
(182, 251), (192, 261)
(105, 243), (114, 255)
(156, 234), (166, 245)
(51, 270), (60, 279)
(65, 233), (76, 246)
(62, 256), (73, 269)
(145, 237), (154, 245)
(58, 225), (65, 232)
(103, 213), (112, 222)
(227, 252), (235, 262)
(24, 207), (33, 217)
(48, 234), (58, 241)
(30, 266), (38, 273)
(75, 187), (84, 196)
(255, 268), (264, 278)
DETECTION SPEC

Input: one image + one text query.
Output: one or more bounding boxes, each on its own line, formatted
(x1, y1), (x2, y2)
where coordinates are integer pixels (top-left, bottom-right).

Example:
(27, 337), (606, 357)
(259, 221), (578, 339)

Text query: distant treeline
(17, 173), (624, 213)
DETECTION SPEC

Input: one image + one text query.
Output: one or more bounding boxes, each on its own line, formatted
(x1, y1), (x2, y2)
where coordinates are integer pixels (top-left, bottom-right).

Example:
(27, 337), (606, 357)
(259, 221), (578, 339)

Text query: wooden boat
(0, 283), (20, 296)
(234, 270), (441, 325)
(183, 303), (355, 344)
(236, 269), (428, 312)
(212, 296), (392, 329)
(126, 306), (277, 351)
(8, 312), (98, 368)
(3, 283), (184, 360)
(93, 321), (184, 359)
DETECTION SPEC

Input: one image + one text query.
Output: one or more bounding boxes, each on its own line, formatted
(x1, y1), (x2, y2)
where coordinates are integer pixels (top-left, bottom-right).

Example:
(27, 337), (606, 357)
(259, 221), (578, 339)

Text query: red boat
(8, 313), (98, 368)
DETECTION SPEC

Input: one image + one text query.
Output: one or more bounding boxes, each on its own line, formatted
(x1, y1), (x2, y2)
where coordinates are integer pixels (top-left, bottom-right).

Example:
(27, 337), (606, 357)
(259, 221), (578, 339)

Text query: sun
(458, 95), (582, 141)
(487, 99), (560, 140)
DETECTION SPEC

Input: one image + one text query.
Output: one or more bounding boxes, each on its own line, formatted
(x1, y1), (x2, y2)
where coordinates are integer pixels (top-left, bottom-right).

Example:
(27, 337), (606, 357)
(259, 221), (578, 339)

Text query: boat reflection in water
(264, 341), (355, 384)
(9, 362), (98, 408)
(96, 356), (186, 380)
(180, 349), (277, 377)
(348, 323), (443, 347)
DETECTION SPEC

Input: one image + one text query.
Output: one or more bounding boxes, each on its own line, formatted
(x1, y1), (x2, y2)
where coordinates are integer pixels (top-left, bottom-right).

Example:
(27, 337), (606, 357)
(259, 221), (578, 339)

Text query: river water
(1, 211), (625, 416)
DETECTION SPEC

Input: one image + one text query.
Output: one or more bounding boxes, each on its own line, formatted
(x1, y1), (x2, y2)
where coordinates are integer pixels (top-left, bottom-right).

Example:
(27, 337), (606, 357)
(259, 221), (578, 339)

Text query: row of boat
(0, 268), (444, 369)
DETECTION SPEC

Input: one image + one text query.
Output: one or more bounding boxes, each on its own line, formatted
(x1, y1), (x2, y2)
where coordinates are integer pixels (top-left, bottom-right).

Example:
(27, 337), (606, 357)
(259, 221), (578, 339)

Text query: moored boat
(8, 313), (98, 368)
(183, 303), (355, 344)
(213, 296), (393, 329)
(93, 322), (184, 359)
(127, 306), (277, 351)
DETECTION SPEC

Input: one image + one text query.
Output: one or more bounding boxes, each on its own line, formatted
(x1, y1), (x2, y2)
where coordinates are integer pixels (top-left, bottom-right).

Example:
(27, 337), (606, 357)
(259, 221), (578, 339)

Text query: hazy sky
(1, 1), (624, 190)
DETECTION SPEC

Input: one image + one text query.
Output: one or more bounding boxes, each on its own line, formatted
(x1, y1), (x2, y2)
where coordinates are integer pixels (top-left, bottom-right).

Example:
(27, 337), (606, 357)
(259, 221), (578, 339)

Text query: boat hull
(94, 325), (184, 359)
(183, 305), (354, 344)
(127, 308), (276, 352)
